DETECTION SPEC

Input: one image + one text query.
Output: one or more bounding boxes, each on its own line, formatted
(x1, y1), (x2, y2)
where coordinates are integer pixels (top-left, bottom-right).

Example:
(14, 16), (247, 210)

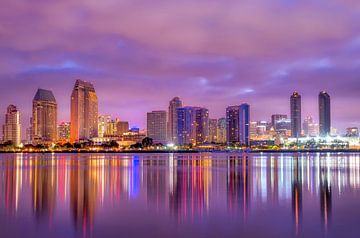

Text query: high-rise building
(147, 110), (167, 144)
(226, 106), (240, 144)
(319, 91), (331, 137)
(226, 104), (250, 146)
(194, 107), (209, 144)
(176, 107), (209, 145)
(58, 122), (71, 142)
(98, 115), (112, 138)
(3, 105), (21, 146)
(70, 79), (98, 142)
(116, 121), (129, 136)
(217, 118), (226, 143)
(239, 104), (250, 146)
(167, 97), (182, 143)
(209, 119), (218, 143)
(290, 91), (302, 138)
(32, 88), (57, 143)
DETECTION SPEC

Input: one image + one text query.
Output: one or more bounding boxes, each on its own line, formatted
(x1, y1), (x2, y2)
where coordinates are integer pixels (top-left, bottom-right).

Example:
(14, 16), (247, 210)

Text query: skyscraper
(239, 104), (250, 146)
(319, 91), (331, 137)
(32, 89), (57, 143)
(209, 119), (218, 143)
(194, 107), (209, 144)
(226, 104), (250, 146)
(176, 107), (208, 145)
(217, 118), (227, 143)
(70, 80), (98, 142)
(3, 105), (21, 146)
(167, 97), (182, 143)
(176, 107), (194, 145)
(226, 106), (240, 144)
(147, 110), (167, 144)
(290, 91), (302, 138)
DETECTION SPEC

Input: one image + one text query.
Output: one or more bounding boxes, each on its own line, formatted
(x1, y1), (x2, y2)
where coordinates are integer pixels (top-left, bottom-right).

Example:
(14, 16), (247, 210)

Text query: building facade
(217, 118), (226, 143)
(167, 97), (182, 144)
(226, 104), (250, 146)
(70, 79), (98, 142)
(290, 91), (302, 138)
(58, 122), (71, 142)
(32, 89), (57, 143)
(176, 107), (209, 145)
(147, 110), (167, 144)
(209, 119), (218, 143)
(319, 91), (331, 137)
(3, 105), (21, 146)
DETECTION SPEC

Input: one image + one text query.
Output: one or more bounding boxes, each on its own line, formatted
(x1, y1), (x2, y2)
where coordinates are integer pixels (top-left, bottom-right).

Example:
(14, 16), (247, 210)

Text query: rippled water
(0, 152), (359, 238)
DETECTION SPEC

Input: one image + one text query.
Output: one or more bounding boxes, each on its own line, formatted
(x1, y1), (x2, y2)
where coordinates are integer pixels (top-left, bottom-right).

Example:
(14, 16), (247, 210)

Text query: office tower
(116, 121), (129, 136)
(226, 106), (240, 143)
(303, 116), (313, 137)
(3, 105), (21, 146)
(226, 104), (250, 145)
(32, 88), (57, 143)
(58, 122), (71, 142)
(271, 114), (287, 130)
(194, 107), (209, 144)
(98, 115), (111, 138)
(346, 127), (359, 137)
(290, 91), (302, 138)
(70, 79), (98, 142)
(319, 91), (331, 137)
(147, 110), (167, 144)
(239, 104), (250, 146)
(176, 107), (208, 145)
(167, 97), (182, 143)
(209, 119), (218, 143)
(217, 118), (226, 143)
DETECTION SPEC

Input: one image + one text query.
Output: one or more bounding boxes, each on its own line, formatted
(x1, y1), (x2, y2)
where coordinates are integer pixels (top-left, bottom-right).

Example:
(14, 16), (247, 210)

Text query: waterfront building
(98, 115), (112, 138)
(58, 122), (71, 142)
(209, 119), (218, 143)
(176, 107), (209, 145)
(2, 105), (21, 146)
(217, 118), (226, 143)
(226, 104), (250, 146)
(290, 91), (301, 138)
(70, 79), (98, 142)
(147, 110), (167, 144)
(32, 88), (57, 143)
(116, 121), (129, 136)
(167, 97), (182, 143)
(319, 91), (331, 137)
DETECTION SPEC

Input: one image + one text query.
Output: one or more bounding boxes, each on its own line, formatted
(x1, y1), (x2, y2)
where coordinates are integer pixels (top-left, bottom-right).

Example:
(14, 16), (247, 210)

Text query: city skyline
(0, 85), (357, 141)
(1, 1), (360, 135)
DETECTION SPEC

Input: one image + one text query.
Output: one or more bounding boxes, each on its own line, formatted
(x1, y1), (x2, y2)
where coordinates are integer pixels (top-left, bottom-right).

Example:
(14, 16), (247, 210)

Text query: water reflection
(0, 153), (359, 237)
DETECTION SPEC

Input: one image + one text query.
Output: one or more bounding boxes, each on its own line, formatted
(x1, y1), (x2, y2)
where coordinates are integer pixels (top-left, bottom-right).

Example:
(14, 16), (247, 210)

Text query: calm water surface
(0, 152), (360, 238)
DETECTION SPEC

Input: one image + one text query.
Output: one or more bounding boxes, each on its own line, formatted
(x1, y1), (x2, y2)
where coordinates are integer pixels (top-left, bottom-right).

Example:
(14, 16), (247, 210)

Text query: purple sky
(1, 0), (360, 134)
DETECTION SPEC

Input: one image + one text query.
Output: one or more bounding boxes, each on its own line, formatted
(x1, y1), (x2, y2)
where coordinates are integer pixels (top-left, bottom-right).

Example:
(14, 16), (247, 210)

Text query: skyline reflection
(0, 153), (359, 237)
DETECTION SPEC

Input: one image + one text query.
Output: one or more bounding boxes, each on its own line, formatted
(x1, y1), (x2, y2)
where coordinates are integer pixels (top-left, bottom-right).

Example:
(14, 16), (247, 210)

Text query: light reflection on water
(0, 153), (360, 237)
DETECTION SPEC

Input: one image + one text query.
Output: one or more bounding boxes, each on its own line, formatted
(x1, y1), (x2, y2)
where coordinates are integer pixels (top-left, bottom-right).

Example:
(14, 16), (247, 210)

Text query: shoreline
(0, 149), (360, 154)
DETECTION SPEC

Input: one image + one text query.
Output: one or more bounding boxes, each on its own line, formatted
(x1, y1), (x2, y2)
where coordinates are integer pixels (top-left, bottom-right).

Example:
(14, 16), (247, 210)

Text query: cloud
(0, 0), (359, 133)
